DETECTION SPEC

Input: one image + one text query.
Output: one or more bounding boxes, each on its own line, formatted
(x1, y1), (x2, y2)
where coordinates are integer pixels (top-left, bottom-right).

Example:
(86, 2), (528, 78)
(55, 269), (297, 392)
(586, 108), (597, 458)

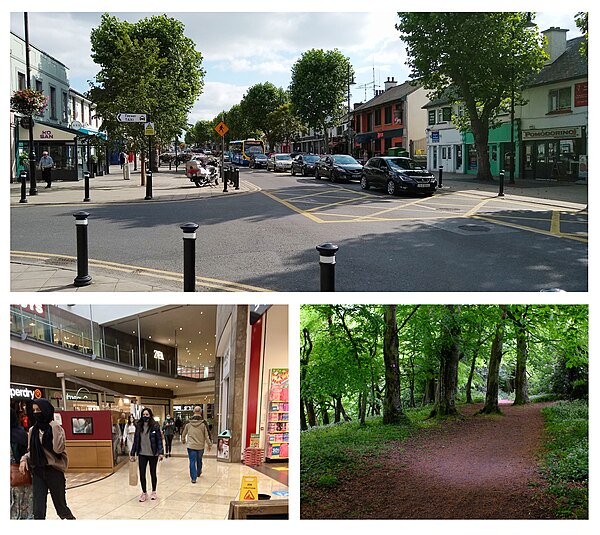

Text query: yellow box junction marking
(240, 475), (258, 501)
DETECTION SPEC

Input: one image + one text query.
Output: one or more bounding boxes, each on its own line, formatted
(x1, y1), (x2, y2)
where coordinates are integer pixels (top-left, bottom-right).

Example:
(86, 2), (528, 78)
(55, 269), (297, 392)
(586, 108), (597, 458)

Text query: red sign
(574, 82), (588, 107)
(20, 304), (46, 317)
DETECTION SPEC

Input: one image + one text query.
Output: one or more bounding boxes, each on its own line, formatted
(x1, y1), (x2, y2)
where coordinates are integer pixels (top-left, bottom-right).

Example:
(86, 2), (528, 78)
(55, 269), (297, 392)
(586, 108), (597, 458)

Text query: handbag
(128, 457), (138, 486)
(10, 463), (32, 487)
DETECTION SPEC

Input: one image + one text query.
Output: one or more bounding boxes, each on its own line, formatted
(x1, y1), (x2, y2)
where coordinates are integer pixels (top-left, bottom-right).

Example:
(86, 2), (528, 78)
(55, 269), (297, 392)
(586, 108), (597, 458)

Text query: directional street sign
(215, 121), (229, 136)
(116, 113), (147, 123)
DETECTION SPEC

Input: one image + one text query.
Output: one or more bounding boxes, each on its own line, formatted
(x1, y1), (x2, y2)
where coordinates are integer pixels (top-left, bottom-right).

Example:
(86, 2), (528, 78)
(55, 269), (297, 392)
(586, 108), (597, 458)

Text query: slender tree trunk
(333, 395), (342, 423)
(383, 305), (405, 424)
(301, 400), (308, 431)
(429, 305), (461, 418)
(340, 403), (351, 422)
(513, 325), (530, 405)
(465, 348), (479, 403)
(300, 327), (313, 430)
(422, 378), (436, 405)
(480, 307), (508, 414)
(319, 401), (330, 426)
(306, 400), (317, 428)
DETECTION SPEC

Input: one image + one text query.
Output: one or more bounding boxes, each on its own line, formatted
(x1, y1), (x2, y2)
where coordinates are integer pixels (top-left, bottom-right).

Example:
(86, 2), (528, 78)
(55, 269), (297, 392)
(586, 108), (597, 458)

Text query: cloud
(190, 81), (248, 122)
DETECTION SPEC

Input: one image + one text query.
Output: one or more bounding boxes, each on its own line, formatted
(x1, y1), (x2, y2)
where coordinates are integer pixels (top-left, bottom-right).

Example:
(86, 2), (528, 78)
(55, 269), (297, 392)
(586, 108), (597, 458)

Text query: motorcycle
(188, 158), (219, 188)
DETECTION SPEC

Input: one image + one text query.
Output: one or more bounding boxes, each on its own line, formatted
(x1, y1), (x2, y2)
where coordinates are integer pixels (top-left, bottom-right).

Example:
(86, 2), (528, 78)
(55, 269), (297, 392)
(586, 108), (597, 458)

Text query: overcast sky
(9, 5), (585, 126)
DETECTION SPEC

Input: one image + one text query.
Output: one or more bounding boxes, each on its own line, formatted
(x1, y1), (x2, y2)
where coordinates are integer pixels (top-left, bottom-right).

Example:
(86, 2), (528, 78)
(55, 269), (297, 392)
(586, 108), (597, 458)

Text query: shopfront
(464, 122), (519, 178)
(521, 126), (587, 181)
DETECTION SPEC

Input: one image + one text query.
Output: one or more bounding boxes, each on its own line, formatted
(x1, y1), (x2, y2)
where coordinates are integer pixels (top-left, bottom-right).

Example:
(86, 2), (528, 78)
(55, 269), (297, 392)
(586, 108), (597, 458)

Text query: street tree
(266, 103), (302, 151)
(185, 120), (214, 147)
(289, 49), (352, 151)
(396, 12), (546, 180)
(88, 14), (204, 179)
(575, 12), (588, 57)
(240, 82), (287, 150)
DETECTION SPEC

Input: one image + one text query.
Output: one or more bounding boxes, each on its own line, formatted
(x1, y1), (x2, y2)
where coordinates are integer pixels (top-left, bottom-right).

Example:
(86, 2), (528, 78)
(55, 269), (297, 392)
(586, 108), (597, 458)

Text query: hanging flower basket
(10, 88), (48, 116)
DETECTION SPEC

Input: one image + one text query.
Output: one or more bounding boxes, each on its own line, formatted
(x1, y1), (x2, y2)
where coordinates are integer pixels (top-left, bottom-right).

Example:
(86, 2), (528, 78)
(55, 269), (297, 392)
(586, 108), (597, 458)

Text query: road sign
(116, 113), (147, 123)
(144, 122), (155, 136)
(215, 121), (229, 136)
(240, 475), (258, 501)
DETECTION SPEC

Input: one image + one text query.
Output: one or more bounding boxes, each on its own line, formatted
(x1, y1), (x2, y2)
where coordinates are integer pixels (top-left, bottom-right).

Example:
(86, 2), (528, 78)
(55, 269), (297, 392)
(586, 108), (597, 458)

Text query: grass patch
(541, 400), (588, 519)
(301, 406), (432, 494)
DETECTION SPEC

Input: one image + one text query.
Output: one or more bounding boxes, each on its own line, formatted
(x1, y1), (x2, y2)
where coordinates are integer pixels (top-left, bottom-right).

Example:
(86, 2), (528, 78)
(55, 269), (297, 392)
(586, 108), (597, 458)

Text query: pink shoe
(139, 493), (148, 502)
(150, 491), (157, 500)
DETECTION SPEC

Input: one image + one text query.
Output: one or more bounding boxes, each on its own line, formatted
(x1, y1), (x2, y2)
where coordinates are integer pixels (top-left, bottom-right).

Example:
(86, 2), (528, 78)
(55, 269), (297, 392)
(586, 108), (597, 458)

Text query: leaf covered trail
(303, 402), (555, 519)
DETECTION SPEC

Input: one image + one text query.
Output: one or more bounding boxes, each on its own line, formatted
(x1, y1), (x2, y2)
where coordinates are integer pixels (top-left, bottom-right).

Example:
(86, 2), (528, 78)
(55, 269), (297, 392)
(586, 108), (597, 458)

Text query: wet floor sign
(240, 475), (258, 500)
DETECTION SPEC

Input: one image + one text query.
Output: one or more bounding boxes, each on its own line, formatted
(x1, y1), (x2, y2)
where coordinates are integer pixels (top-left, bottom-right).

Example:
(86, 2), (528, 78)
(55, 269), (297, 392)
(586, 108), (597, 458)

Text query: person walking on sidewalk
(18, 399), (75, 519)
(181, 405), (212, 483)
(162, 414), (175, 457)
(39, 151), (54, 188)
(129, 407), (164, 502)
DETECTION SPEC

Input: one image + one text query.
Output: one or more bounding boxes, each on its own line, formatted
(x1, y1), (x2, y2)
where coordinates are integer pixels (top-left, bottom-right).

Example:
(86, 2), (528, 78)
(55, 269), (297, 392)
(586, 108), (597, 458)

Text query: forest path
(305, 401), (556, 519)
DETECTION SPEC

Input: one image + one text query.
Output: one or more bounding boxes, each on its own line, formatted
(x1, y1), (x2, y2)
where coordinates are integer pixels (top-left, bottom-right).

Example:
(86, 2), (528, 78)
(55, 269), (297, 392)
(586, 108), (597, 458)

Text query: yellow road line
(284, 189), (359, 202)
(464, 196), (497, 218)
(550, 210), (561, 234)
(306, 192), (373, 212)
(261, 190), (324, 223)
(470, 216), (587, 244)
(11, 251), (270, 292)
(356, 196), (435, 220)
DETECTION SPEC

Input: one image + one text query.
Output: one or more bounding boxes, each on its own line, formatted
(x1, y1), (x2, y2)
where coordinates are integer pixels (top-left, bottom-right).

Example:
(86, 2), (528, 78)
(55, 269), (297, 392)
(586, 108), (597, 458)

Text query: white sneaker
(139, 493), (148, 502)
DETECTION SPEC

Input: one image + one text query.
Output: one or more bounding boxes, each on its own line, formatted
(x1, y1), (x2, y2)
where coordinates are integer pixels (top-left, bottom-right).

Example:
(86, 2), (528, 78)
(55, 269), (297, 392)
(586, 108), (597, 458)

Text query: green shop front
(464, 122), (519, 178)
(15, 118), (106, 181)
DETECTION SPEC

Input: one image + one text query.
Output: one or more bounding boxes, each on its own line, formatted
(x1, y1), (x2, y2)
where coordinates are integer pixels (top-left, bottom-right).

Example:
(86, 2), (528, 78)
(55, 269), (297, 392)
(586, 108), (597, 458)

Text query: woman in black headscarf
(19, 399), (76, 519)
(11, 407), (33, 519)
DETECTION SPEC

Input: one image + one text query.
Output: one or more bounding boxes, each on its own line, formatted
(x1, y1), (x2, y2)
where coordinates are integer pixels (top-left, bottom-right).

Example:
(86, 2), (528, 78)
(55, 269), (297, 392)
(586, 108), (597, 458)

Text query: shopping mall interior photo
(10, 304), (289, 520)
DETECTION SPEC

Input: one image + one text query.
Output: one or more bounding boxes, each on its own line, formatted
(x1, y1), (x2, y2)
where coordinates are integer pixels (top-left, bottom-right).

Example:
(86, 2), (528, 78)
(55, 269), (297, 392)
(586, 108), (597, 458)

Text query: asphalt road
(11, 168), (588, 292)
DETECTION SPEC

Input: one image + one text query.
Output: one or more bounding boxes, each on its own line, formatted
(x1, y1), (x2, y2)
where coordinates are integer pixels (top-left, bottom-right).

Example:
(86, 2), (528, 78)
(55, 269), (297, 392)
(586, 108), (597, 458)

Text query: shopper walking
(18, 399), (75, 519)
(39, 151), (54, 188)
(174, 416), (183, 439)
(10, 408), (33, 519)
(129, 407), (164, 502)
(181, 405), (212, 483)
(162, 414), (175, 457)
(125, 414), (136, 454)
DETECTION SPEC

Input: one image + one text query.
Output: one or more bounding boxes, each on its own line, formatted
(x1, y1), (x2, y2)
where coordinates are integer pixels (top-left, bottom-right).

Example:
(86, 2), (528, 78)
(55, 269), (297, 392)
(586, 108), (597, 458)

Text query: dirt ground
(302, 401), (556, 519)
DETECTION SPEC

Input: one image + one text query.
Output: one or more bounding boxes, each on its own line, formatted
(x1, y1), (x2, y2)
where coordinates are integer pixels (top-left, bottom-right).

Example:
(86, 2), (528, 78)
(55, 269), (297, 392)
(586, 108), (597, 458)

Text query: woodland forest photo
(300, 305), (588, 520)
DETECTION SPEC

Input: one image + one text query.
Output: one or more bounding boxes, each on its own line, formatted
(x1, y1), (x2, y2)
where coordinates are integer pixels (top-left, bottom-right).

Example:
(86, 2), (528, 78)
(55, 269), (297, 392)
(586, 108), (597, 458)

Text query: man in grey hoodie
(181, 405), (213, 483)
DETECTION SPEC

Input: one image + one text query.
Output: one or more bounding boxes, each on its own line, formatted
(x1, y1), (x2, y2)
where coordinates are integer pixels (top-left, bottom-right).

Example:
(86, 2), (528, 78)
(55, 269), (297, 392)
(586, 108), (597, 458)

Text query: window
(62, 92), (68, 122)
(50, 86), (57, 119)
(394, 104), (403, 125)
(367, 112), (373, 131)
(549, 87), (571, 112)
(384, 106), (392, 124)
(72, 97), (77, 120)
(35, 79), (43, 93)
(18, 72), (26, 90)
(374, 108), (381, 127)
(428, 110), (436, 125)
(442, 107), (452, 122)
(355, 115), (361, 133)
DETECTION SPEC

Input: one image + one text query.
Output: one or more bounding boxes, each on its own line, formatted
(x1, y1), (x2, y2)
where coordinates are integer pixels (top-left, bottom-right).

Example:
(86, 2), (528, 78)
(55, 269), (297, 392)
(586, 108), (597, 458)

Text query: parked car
(360, 156), (437, 196)
(267, 153), (293, 172)
(249, 153), (268, 169)
(291, 154), (320, 176)
(314, 154), (363, 182)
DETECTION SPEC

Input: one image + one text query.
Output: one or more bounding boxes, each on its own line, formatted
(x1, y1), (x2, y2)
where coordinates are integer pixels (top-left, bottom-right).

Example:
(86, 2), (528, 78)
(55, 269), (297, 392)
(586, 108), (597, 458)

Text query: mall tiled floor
(47, 438), (288, 519)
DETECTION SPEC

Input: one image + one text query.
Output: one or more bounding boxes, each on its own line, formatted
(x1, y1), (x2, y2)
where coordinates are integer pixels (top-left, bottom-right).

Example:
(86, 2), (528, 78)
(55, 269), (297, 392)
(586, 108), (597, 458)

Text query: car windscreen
(304, 155), (319, 162)
(276, 154), (292, 160)
(388, 158), (422, 171)
(254, 154), (267, 159)
(333, 155), (359, 165)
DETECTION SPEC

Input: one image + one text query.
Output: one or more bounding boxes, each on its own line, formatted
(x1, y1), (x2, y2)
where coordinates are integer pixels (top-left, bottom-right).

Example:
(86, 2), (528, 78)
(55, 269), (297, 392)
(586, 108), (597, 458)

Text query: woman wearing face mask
(129, 407), (164, 502)
(18, 399), (75, 519)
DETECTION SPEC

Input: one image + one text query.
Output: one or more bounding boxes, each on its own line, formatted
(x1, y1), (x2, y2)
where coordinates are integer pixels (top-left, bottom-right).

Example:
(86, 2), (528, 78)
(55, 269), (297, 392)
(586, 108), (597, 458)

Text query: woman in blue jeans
(130, 407), (164, 501)
(181, 406), (212, 483)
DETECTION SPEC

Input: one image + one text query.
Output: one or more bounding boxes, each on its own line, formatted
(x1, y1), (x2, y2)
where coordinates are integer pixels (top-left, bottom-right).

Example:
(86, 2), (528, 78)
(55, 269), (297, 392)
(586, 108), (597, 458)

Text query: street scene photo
(10, 11), (588, 291)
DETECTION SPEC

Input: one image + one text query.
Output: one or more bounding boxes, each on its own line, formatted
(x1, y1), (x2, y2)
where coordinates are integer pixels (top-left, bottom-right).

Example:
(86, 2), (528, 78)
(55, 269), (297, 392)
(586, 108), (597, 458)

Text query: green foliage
(239, 82), (287, 149)
(266, 103), (302, 148)
(541, 401), (588, 518)
(575, 12), (588, 57)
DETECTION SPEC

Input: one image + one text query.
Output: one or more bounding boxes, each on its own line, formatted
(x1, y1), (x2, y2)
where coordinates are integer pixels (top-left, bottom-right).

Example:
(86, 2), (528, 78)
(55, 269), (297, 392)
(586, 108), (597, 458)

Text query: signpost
(116, 113), (147, 123)
(215, 121), (229, 191)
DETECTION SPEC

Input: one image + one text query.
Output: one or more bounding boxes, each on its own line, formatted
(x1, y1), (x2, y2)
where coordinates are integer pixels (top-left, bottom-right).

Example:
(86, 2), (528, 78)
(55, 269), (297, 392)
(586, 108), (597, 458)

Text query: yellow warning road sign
(240, 475), (258, 501)
(215, 121), (229, 136)
(144, 122), (155, 136)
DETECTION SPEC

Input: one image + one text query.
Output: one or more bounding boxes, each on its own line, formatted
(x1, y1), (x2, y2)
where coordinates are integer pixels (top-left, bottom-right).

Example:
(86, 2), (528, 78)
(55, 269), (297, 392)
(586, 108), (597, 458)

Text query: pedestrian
(162, 414), (175, 457)
(174, 415), (182, 439)
(11, 408), (33, 519)
(125, 414), (136, 455)
(118, 411), (127, 450)
(119, 151), (126, 169)
(39, 151), (54, 188)
(129, 407), (164, 502)
(181, 405), (212, 483)
(18, 399), (75, 519)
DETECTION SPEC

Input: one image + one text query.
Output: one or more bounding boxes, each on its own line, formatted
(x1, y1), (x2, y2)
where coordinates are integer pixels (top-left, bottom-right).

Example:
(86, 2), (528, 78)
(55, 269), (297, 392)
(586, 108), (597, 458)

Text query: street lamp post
(24, 13), (37, 196)
(347, 64), (356, 156)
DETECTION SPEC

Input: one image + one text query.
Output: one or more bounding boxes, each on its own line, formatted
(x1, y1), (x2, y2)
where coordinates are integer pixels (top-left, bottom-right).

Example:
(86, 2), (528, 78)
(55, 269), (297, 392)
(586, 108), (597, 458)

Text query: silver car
(267, 153), (293, 172)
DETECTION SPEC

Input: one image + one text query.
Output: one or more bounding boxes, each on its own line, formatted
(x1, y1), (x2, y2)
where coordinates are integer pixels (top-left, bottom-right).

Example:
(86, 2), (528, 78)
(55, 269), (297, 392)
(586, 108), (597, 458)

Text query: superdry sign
(10, 384), (44, 400)
(522, 127), (582, 140)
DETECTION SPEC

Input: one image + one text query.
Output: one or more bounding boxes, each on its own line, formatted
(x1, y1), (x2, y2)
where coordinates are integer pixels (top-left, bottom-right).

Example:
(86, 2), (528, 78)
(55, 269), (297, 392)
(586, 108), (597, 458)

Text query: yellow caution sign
(144, 122), (155, 136)
(240, 475), (258, 501)
(215, 121), (229, 137)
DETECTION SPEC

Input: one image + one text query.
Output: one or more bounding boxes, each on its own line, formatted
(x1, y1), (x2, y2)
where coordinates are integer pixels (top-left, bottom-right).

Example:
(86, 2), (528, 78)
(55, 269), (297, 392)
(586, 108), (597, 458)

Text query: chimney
(384, 77), (398, 91)
(542, 27), (568, 64)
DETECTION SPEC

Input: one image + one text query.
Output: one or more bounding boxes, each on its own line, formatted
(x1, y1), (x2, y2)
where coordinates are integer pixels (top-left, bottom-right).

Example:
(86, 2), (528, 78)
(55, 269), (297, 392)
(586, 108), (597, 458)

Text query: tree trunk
(422, 378), (436, 405)
(340, 403), (351, 422)
(513, 323), (530, 405)
(300, 400), (308, 431)
(465, 348), (479, 403)
(319, 402), (330, 426)
(359, 390), (367, 425)
(306, 400), (317, 428)
(429, 305), (461, 418)
(382, 305), (406, 424)
(333, 395), (342, 423)
(470, 115), (492, 181)
(480, 307), (508, 414)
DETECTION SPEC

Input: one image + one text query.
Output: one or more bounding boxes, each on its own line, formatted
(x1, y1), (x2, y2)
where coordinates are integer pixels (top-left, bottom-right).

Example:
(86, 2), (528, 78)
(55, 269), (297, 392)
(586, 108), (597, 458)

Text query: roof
(11, 31), (69, 70)
(529, 36), (587, 86)
(355, 80), (421, 112)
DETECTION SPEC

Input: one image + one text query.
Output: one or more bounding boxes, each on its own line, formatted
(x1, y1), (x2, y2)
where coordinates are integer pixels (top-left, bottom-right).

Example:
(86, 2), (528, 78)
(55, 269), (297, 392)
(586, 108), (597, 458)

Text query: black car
(314, 154), (363, 182)
(249, 153), (268, 169)
(291, 154), (320, 176)
(360, 156), (437, 196)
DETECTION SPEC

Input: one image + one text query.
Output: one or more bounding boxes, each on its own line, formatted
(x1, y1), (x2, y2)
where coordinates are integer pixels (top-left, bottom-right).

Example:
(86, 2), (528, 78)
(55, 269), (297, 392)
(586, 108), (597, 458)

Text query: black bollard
(498, 169), (505, 197)
(145, 169), (153, 200)
(83, 171), (91, 202)
(223, 166), (229, 193)
(19, 170), (28, 203)
(73, 211), (92, 287)
(316, 242), (339, 292)
(438, 166), (443, 188)
(180, 222), (199, 292)
(234, 167), (240, 190)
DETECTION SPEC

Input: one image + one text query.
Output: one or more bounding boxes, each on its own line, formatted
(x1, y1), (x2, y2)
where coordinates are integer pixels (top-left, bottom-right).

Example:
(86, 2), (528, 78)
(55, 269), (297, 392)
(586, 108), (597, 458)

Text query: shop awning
(78, 127), (108, 140)
(355, 133), (375, 144)
(383, 128), (404, 139)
